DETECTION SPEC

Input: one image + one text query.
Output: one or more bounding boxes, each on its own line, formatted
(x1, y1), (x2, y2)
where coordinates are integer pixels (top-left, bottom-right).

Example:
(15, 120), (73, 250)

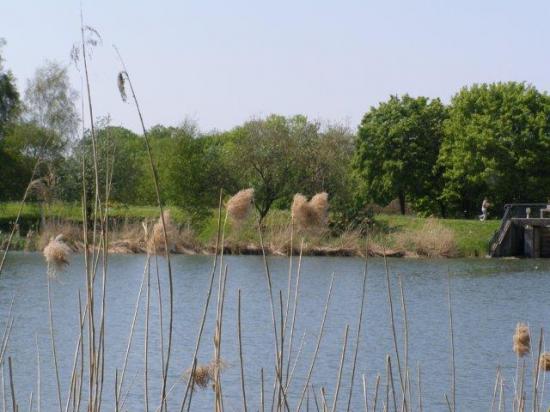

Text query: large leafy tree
(438, 82), (550, 216)
(162, 127), (239, 221)
(354, 95), (447, 215)
(226, 115), (319, 220)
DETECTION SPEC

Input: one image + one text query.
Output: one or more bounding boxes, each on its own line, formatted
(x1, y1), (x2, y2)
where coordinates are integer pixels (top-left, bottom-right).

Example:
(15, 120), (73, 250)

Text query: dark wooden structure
(490, 204), (550, 257)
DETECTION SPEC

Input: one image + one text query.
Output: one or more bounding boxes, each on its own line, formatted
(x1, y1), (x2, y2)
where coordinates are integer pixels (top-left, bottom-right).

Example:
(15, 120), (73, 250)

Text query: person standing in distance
(479, 198), (491, 221)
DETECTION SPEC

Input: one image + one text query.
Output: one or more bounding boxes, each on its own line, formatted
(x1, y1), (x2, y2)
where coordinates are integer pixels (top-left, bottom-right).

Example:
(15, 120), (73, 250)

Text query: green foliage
(354, 95), (447, 215)
(23, 60), (79, 141)
(0, 40), (20, 140)
(226, 115), (355, 221)
(439, 82), (550, 216)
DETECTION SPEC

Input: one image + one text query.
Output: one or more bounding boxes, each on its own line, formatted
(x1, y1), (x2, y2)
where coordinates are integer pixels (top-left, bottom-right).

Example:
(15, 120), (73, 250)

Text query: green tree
(354, 95), (447, 215)
(439, 82), (550, 216)
(226, 115), (317, 220)
(163, 128), (238, 221)
(0, 39), (20, 139)
(24, 60), (79, 142)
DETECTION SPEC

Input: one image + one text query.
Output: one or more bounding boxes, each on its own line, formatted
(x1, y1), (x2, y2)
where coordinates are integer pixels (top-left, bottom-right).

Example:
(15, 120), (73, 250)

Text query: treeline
(1, 42), (550, 228)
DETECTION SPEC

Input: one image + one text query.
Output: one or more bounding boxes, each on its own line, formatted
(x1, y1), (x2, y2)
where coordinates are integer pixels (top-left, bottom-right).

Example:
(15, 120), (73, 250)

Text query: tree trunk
(398, 192), (406, 215)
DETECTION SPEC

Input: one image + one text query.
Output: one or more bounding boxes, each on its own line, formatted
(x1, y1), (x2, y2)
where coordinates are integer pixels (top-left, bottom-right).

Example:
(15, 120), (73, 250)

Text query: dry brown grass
(43, 235), (72, 269)
(513, 323), (530, 357)
(226, 189), (254, 224)
(392, 218), (457, 258)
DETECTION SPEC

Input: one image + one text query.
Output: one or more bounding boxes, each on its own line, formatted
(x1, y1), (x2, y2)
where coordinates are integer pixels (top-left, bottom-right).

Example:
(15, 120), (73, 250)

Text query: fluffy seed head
(43, 235), (71, 270)
(540, 353), (550, 372)
(291, 192), (329, 229)
(148, 210), (177, 254)
(226, 189), (254, 223)
(309, 192), (329, 226)
(185, 359), (227, 391)
(513, 323), (530, 357)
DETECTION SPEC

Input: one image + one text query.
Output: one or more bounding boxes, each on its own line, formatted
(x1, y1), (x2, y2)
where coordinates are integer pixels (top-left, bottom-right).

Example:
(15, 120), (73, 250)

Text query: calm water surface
(1, 253), (550, 411)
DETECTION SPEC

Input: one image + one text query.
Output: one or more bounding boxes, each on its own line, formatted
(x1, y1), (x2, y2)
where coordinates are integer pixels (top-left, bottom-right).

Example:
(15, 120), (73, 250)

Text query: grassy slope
(374, 214), (500, 257)
(0, 202), (500, 256)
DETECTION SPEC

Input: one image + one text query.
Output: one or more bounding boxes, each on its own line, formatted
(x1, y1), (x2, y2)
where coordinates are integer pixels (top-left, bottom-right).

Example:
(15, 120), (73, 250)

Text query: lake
(1, 252), (549, 411)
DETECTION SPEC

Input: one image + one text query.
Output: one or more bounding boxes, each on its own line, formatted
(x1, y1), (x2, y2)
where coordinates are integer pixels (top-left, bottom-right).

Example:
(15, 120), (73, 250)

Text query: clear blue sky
(2, 0), (550, 133)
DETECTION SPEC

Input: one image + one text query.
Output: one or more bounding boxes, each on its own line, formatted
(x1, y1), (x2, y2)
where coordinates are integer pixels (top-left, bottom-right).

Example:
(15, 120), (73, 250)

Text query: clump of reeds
(392, 218), (457, 258)
(184, 359), (227, 391)
(513, 323), (531, 357)
(226, 189), (254, 224)
(539, 352), (550, 372)
(147, 210), (177, 254)
(291, 192), (329, 230)
(43, 234), (72, 270)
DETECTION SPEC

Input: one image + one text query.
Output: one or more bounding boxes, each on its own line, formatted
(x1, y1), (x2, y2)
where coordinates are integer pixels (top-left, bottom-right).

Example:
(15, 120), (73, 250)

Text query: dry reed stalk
(346, 236), (368, 412)
(448, 274), (456, 412)
(213, 266), (228, 412)
(237, 289), (248, 412)
(311, 384), (321, 412)
(115, 47), (175, 409)
(399, 275), (411, 412)
(178, 192), (224, 412)
(284, 239), (304, 387)
(320, 387), (328, 412)
(417, 363), (422, 412)
(255, 212), (288, 410)
(498, 373), (504, 412)
(284, 331), (306, 391)
(372, 374), (381, 412)
(362, 375), (368, 412)
(155, 257), (167, 412)
(260, 368), (264, 412)
(226, 188), (254, 223)
(8, 358), (16, 412)
(144, 259), (151, 412)
(64, 292), (87, 412)
(532, 328), (544, 412)
(116, 257), (148, 409)
(383, 252), (405, 400)
(1, 363), (5, 412)
(35, 337), (40, 412)
(47, 276), (63, 412)
(513, 323), (531, 357)
(490, 367), (500, 412)
(387, 356), (398, 412)
(296, 272), (335, 411)
(331, 324), (350, 412)
(43, 235), (72, 272)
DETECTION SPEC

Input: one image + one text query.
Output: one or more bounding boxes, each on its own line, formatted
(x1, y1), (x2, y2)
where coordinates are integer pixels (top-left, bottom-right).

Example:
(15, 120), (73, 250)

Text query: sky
(2, 0), (550, 133)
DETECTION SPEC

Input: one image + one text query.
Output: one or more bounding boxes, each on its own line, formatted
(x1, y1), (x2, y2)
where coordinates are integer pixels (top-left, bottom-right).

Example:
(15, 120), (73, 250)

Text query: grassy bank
(0, 202), (500, 257)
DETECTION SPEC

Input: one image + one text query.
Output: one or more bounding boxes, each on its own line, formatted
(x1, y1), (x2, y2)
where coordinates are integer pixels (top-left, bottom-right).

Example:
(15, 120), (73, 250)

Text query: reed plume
(185, 359), (227, 391)
(226, 189), (254, 223)
(540, 353), (550, 372)
(309, 192), (329, 226)
(291, 192), (329, 229)
(147, 210), (177, 254)
(513, 323), (530, 357)
(43, 234), (71, 270)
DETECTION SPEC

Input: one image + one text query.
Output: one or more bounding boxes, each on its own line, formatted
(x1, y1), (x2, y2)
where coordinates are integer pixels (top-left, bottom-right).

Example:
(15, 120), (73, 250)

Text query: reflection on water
(1, 253), (550, 411)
